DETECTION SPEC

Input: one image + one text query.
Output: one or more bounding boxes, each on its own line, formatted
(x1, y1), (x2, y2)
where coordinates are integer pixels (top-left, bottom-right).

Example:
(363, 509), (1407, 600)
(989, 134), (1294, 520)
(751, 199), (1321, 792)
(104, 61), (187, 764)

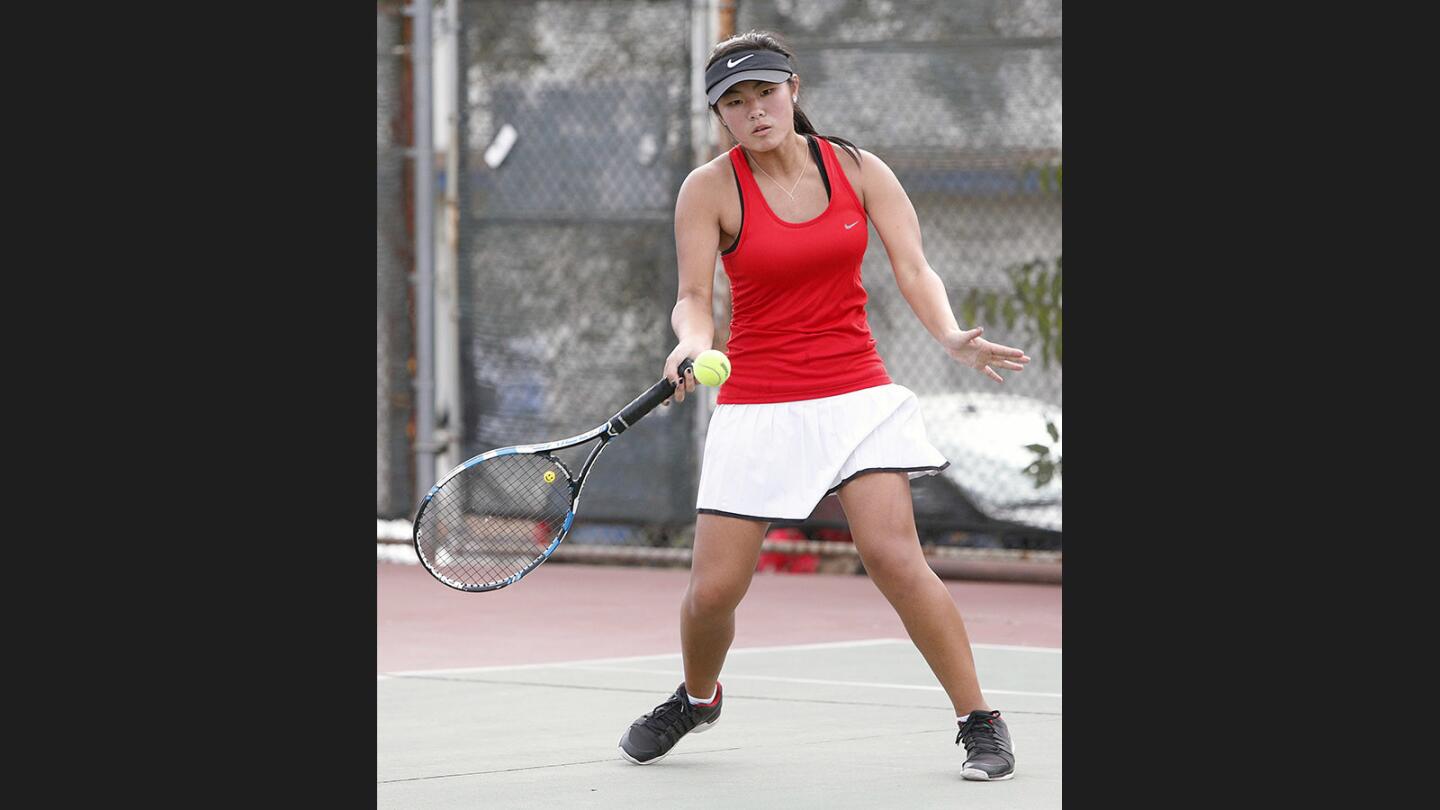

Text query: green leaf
(983, 254), (1064, 372)
(1025, 444), (1050, 455)
(1025, 292), (1040, 319)
(1046, 420), (1059, 442)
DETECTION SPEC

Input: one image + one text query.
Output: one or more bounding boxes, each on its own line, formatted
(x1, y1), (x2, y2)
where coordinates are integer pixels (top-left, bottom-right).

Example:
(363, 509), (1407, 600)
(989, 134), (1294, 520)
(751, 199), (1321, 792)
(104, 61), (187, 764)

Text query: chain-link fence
(379, 0), (1061, 559)
(378, 1), (414, 519)
(456, 0), (700, 553)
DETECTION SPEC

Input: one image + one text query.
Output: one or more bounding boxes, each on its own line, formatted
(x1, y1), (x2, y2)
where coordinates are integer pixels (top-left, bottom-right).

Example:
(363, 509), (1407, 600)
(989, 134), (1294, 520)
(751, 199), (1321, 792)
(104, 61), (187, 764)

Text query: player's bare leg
(681, 512), (769, 699)
(837, 471), (989, 716)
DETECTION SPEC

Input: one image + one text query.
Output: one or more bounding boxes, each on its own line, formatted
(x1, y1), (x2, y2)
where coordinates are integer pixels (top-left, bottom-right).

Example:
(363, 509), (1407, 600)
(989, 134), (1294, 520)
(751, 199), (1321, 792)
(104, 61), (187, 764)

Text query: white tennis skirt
(695, 383), (950, 522)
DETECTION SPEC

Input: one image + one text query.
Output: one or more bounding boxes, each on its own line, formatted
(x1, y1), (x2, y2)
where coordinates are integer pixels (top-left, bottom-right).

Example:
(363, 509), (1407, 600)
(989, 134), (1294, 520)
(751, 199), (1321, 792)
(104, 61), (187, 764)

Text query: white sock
(687, 686), (717, 705)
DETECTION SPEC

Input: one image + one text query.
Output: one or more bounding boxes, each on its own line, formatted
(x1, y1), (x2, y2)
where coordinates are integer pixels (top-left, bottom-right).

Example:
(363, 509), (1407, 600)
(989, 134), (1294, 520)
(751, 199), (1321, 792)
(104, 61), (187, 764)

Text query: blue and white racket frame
(413, 358), (694, 592)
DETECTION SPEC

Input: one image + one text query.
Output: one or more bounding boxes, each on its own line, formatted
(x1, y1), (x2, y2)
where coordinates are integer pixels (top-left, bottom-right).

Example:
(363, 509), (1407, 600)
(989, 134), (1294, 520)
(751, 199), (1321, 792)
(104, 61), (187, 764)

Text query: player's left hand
(941, 327), (1030, 383)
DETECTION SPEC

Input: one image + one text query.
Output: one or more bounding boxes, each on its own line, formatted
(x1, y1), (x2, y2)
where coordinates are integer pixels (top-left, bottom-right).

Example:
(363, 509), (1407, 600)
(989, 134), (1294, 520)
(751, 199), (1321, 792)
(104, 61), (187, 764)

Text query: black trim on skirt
(824, 462), (951, 497)
(695, 508), (782, 523)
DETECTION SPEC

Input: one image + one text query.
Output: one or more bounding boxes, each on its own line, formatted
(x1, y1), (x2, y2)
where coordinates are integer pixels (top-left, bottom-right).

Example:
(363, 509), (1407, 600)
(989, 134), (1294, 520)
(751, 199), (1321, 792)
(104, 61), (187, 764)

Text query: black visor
(705, 49), (795, 105)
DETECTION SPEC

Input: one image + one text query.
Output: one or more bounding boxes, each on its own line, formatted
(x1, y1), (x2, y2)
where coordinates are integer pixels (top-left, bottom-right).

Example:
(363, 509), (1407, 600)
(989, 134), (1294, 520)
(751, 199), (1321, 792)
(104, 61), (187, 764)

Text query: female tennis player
(618, 30), (1029, 782)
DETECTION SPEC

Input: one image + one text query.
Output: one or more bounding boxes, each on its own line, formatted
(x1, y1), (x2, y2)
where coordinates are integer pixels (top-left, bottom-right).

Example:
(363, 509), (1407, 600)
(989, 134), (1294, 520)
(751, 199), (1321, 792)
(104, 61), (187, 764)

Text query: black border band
(824, 462), (950, 497)
(696, 507), (783, 523)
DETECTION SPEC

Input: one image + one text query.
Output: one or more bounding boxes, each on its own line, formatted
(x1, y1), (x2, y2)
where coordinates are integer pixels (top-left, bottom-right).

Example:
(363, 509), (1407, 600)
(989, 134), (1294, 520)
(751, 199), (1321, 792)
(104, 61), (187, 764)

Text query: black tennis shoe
(957, 709), (1015, 781)
(618, 682), (722, 765)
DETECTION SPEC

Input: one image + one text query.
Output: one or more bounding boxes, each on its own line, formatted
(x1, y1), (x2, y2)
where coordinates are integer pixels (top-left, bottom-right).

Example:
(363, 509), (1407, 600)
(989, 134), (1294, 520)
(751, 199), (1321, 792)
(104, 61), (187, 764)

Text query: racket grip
(608, 358), (694, 436)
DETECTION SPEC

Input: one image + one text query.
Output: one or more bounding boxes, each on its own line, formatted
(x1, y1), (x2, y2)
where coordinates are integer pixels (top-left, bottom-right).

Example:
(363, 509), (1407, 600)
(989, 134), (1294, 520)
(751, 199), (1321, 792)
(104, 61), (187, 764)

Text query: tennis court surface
(378, 560), (1061, 808)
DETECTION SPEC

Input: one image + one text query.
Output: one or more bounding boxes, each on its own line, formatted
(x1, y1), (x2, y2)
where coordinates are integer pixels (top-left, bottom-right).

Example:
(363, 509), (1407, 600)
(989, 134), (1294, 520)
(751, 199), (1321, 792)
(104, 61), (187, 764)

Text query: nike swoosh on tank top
(718, 135), (893, 404)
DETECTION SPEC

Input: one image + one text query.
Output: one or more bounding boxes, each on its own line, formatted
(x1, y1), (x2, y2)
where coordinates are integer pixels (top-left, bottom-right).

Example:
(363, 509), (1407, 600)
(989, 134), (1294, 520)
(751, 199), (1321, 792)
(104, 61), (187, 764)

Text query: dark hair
(706, 30), (862, 166)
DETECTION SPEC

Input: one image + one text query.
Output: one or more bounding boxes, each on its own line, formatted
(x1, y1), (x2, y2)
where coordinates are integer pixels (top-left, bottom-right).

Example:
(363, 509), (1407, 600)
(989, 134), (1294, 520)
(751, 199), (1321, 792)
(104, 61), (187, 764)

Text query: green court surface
(379, 638), (1060, 808)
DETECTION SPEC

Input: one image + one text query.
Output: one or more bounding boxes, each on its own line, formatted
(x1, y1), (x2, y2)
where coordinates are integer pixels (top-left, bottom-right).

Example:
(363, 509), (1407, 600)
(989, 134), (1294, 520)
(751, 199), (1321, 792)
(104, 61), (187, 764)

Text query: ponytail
(792, 105), (862, 167)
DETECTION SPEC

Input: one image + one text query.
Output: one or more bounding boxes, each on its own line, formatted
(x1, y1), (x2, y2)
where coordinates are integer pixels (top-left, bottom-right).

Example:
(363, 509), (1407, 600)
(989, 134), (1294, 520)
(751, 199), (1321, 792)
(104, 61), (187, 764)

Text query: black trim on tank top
(807, 134), (832, 200)
(721, 167), (743, 256)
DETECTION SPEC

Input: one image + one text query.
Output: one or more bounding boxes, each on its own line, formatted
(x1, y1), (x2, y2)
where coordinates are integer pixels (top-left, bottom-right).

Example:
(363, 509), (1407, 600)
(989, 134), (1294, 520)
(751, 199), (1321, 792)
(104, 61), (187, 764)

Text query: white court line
(380, 638), (1061, 679)
(874, 638), (1062, 655)
(382, 638), (908, 678)
(971, 642), (1062, 655)
(561, 665), (1061, 699)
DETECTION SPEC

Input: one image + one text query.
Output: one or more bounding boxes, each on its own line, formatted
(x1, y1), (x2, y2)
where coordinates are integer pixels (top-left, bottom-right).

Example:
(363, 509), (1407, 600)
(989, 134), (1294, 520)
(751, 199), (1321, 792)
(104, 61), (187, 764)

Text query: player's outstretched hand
(941, 327), (1030, 384)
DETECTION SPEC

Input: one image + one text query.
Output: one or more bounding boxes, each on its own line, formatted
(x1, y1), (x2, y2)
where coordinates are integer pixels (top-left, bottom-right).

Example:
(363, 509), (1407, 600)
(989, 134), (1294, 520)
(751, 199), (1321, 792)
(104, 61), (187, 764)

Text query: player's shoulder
(822, 140), (892, 185)
(678, 152), (737, 206)
(841, 144), (890, 174)
(839, 145), (904, 199)
(690, 151), (738, 185)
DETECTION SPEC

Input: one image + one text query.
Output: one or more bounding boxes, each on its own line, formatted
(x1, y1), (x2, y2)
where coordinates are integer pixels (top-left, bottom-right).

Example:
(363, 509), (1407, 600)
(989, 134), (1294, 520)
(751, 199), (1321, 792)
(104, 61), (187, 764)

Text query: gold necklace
(747, 144), (809, 200)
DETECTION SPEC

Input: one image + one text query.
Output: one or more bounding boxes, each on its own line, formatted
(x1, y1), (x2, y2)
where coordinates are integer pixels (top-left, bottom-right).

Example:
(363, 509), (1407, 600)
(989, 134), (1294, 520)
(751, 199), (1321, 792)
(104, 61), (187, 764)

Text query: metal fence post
(410, 0), (436, 501)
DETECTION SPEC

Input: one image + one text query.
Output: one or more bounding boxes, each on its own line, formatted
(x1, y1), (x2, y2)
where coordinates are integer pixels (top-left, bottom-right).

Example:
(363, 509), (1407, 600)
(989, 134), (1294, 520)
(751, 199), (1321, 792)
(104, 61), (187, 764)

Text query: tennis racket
(413, 358), (695, 592)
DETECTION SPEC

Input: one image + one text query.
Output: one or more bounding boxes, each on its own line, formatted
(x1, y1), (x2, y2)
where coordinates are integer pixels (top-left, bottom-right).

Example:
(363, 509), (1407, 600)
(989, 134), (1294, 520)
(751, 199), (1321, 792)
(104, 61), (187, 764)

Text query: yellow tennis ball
(693, 350), (731, 386)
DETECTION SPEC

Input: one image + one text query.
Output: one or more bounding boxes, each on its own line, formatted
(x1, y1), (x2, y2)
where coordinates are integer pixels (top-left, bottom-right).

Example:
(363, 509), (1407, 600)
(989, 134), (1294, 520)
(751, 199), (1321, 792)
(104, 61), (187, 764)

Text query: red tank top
(717, 136), (892, 404)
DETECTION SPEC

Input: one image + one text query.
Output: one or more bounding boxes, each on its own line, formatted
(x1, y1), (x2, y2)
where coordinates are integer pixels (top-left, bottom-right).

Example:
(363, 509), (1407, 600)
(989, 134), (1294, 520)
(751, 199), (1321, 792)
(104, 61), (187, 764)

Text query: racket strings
(416, 454), (574, 589)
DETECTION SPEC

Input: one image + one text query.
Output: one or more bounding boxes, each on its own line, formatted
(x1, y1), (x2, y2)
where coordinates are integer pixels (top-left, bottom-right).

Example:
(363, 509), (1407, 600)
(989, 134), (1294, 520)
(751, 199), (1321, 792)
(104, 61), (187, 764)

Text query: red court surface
(378, 561), (1061, 673)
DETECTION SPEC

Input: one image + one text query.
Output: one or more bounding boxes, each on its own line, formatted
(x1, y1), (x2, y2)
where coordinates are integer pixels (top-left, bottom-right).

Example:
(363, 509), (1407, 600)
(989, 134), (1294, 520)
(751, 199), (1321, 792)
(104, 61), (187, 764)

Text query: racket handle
(608, 358), (694, 436)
